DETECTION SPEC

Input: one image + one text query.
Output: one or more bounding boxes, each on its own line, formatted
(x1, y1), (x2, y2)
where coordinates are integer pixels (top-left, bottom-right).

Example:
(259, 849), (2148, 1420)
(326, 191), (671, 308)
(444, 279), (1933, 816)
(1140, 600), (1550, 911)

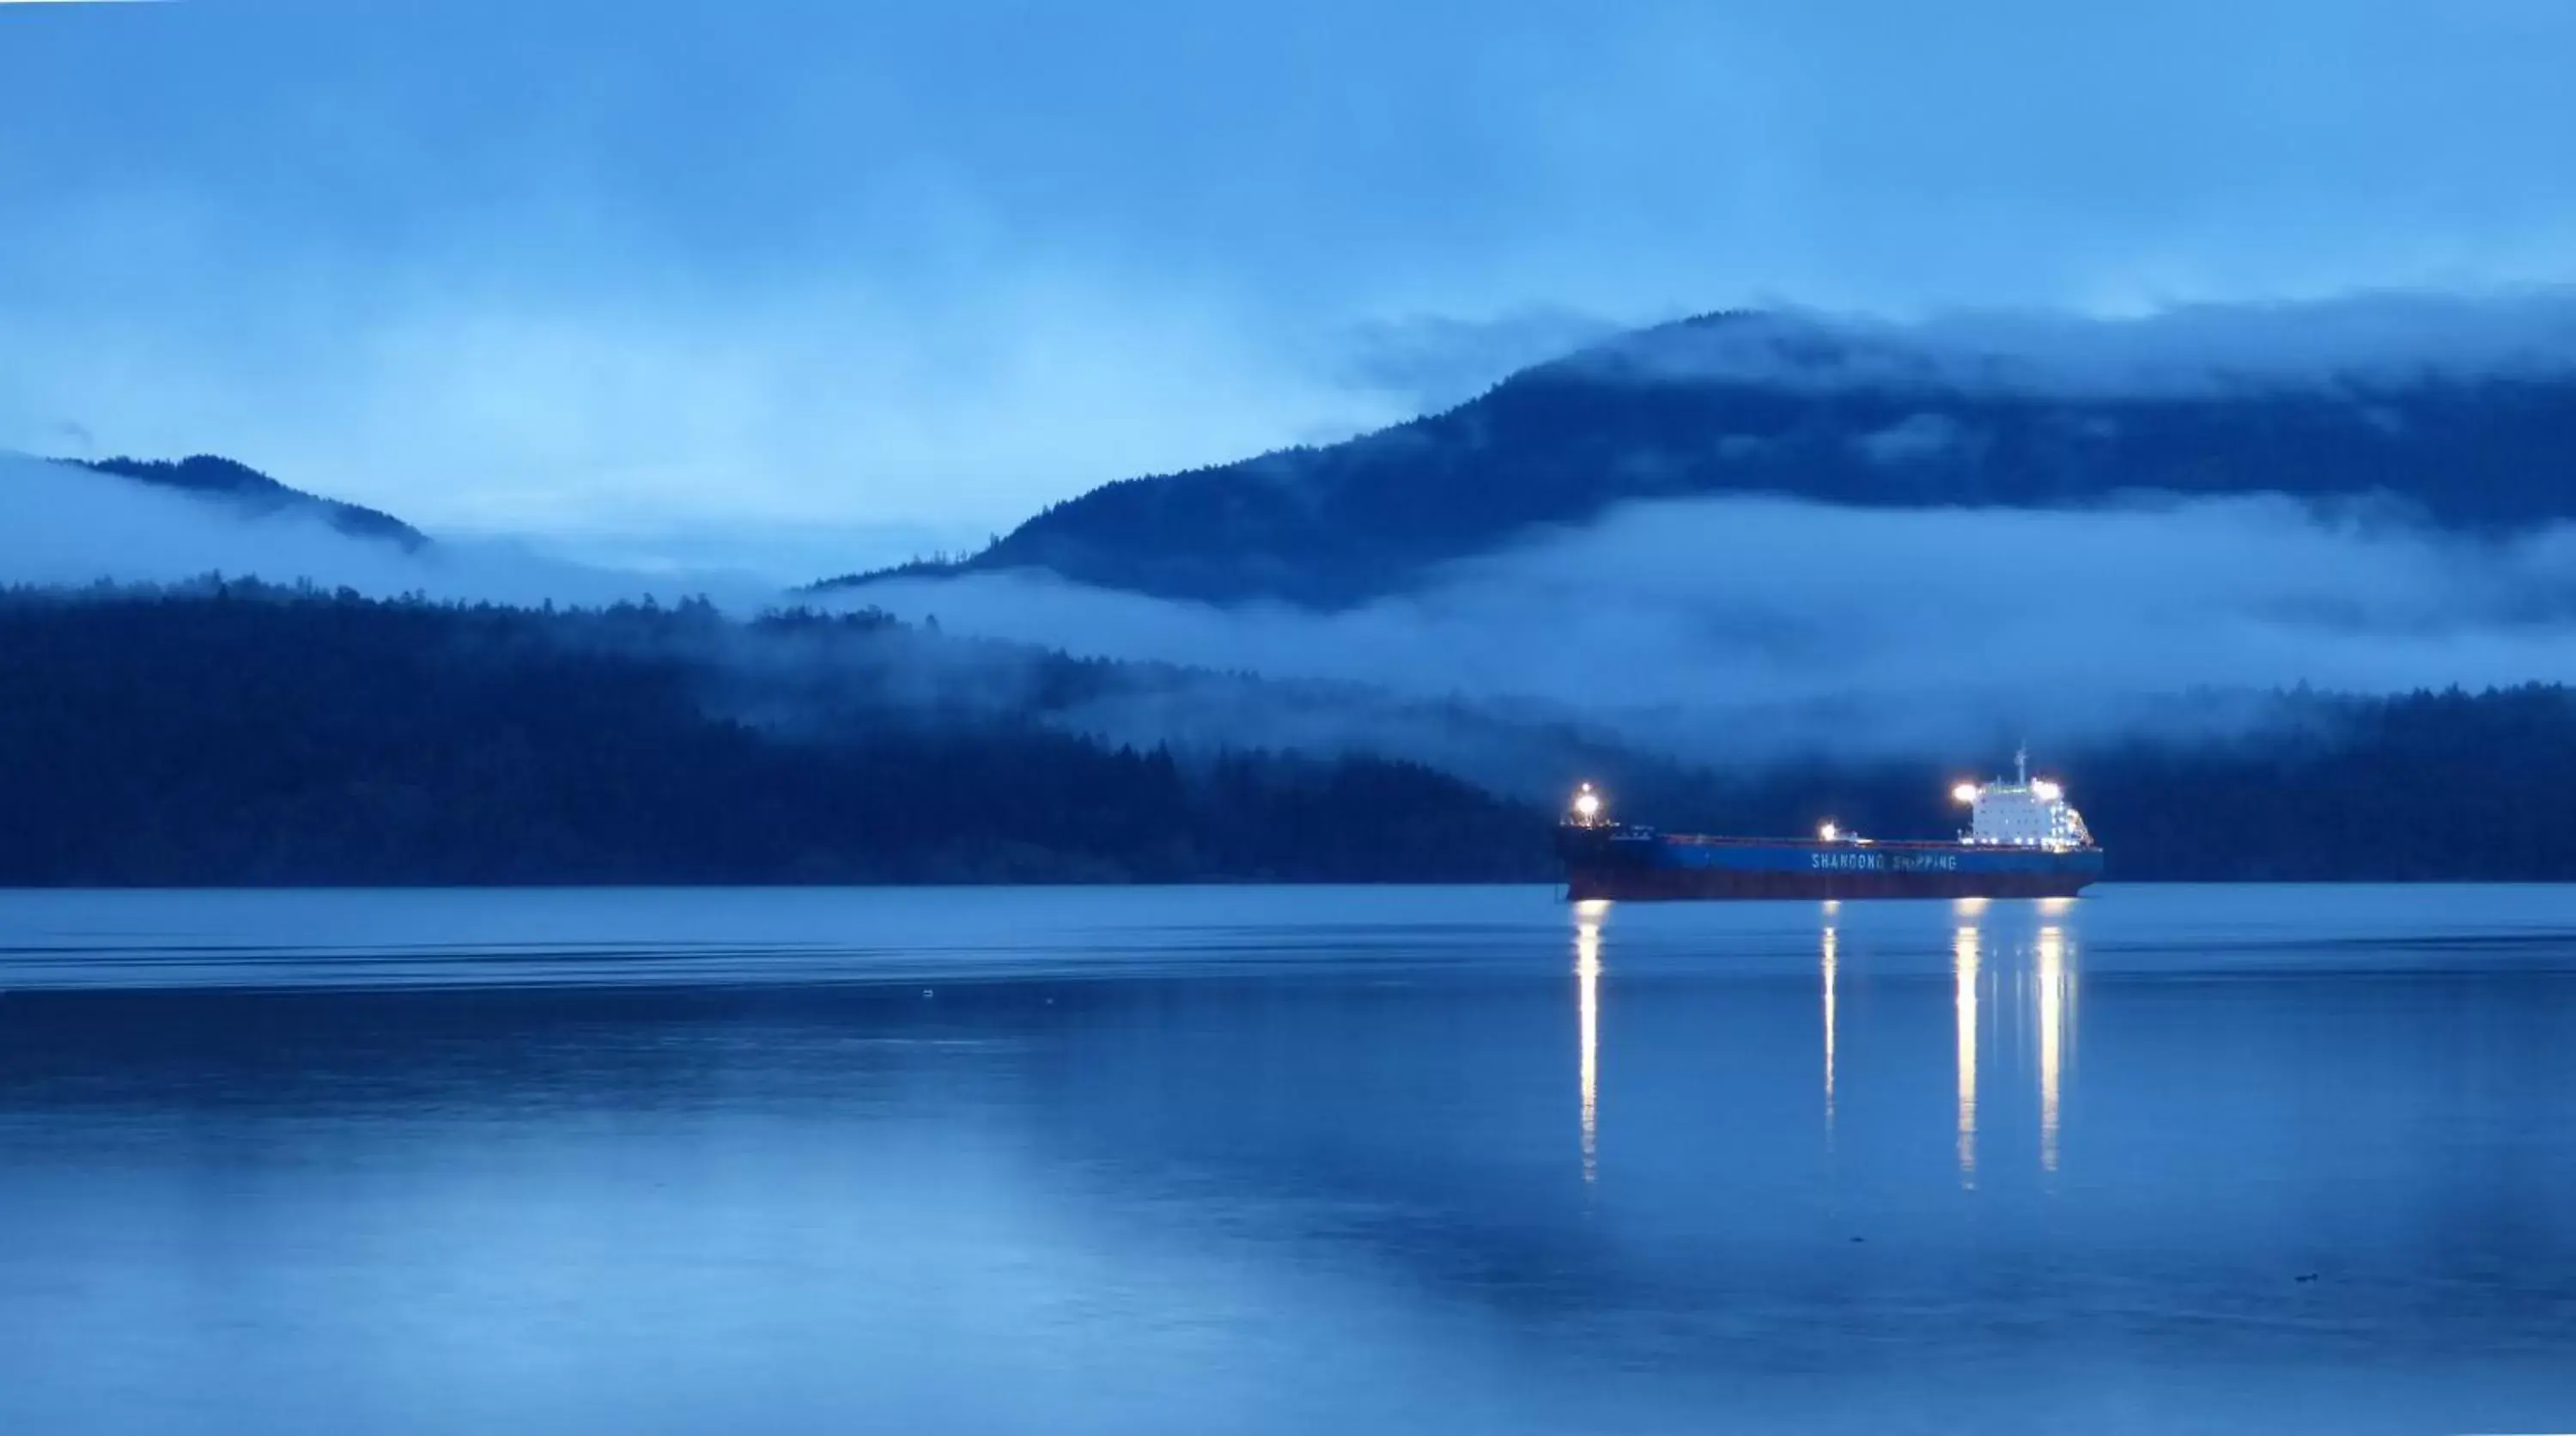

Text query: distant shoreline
(4, 877), (2568, 892)
(16, 588), (2576, 890)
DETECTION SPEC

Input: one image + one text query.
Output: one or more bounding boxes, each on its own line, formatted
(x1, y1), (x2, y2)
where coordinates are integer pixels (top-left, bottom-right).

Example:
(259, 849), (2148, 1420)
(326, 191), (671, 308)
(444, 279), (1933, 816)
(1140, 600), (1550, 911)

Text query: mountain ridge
(817, 302), (2576, 607)
(71, 454), (428, 551)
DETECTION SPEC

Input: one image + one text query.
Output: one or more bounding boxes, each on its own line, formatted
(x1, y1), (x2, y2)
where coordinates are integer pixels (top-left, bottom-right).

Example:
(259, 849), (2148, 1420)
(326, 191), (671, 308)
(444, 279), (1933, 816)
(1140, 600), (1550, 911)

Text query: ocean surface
(2, 885), (2572, 1435)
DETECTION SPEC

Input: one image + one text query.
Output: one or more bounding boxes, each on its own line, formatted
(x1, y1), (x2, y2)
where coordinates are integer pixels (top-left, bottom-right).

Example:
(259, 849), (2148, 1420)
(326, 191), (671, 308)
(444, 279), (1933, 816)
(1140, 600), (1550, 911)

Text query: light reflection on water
(1820, 919), (1838, 1143)
(1792, 905), (2082, 1183)
(1573, 900), (1604, 1184)
(1597, 902), (2069, 1190)
(1955, 921), (1982, 1186)
(2038, 922), (2071, 1174)
(3, 884), (2575, 1436)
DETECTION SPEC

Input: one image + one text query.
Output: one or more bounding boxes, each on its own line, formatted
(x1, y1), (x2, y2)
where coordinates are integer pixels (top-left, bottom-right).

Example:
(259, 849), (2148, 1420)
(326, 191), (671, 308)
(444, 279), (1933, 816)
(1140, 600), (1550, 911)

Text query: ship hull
(1558, 826), (2103, 902)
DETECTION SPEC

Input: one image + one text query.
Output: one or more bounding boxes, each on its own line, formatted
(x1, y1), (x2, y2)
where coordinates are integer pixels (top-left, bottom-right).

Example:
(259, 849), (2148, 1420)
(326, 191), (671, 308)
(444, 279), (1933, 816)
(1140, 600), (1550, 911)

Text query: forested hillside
(820, 309), (2576, 605)
(7, 585), (2576, 885)
(72, 456), (428, 549)
(0, 587), (1534, 885)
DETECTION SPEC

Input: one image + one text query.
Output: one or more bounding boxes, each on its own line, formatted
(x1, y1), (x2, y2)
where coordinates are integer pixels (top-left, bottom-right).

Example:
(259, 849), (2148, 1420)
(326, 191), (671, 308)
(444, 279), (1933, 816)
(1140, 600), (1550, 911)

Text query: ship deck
(1650, 832), (2096, 855)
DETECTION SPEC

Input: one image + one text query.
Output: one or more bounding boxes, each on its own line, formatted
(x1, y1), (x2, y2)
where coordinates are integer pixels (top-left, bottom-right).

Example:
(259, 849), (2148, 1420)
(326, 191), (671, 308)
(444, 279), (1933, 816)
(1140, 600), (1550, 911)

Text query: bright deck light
(1952, 782), (1979, 804)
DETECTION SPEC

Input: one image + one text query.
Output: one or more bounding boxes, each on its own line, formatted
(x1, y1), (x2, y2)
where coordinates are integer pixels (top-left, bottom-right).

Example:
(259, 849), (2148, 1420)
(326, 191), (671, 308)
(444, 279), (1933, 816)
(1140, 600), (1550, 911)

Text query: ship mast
(2014, 744), (2029, 787)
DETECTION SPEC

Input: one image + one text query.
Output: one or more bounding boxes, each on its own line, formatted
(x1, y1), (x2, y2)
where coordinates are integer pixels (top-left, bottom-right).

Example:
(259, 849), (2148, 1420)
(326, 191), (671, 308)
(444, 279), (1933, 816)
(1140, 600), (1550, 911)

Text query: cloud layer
(18, 452), (2576, 776)
(1577, 292), (2576, 398)
(854, 493), (2576, 757)
(9, 1), (2576, 546)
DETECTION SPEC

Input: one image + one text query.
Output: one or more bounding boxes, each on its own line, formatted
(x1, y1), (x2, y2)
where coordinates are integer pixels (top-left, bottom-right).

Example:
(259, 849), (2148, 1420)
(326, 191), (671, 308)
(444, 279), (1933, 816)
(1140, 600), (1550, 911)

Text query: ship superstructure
(1954, 748), (2095, 852)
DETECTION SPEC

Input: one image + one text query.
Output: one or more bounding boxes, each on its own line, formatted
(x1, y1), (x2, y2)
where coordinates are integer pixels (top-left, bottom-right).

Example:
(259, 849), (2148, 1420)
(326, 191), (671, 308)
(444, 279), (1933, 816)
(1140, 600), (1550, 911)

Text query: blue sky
(4, 0), (2573, 572)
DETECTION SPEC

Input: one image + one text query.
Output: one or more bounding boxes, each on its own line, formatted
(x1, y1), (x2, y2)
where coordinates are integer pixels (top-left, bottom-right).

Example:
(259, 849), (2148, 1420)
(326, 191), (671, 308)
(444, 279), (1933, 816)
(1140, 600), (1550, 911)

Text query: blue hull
(1558, 825), (2104, 901)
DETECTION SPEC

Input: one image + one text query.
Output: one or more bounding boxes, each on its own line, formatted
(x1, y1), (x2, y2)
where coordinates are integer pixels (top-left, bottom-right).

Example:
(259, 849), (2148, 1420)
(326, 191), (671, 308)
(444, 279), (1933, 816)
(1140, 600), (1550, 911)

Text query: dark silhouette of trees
(0, 585), (1534, 885)
(815, 313), (2576, 605)
(73, 456), (428, 550)
(7, 584), (2576, 885)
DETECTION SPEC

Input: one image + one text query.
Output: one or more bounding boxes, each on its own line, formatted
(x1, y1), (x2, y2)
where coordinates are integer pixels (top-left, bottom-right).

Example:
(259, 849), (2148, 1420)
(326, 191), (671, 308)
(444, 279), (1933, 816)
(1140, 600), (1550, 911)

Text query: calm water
(2, 885), (2573, 1434)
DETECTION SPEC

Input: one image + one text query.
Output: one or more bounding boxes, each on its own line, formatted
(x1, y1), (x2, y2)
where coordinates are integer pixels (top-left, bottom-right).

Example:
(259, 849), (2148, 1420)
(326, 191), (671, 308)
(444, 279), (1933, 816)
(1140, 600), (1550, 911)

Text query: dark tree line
(8, 584), (2576, 885)
(1603, 688), (2576, 883)
(0, 586), (1537, 885)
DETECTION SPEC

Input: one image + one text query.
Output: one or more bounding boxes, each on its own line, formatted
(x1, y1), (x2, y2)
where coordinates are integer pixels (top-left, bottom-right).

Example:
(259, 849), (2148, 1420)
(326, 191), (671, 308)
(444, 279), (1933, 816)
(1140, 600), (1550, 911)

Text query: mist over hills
(0, 453), (803, 612)
(825, 296), (2576, 607)
(74, 455), (428, 551)
(0, 585), (1547, 885)
(9, 584), (2576, 885)
(31, 295), (2576, 766)
(21, 295), (2576, 881)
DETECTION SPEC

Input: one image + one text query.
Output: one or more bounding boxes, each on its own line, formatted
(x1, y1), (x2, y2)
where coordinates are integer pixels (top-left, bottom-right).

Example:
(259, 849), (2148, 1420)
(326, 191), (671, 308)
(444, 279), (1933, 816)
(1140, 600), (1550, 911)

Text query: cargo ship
(1557, 750), (2103, 901)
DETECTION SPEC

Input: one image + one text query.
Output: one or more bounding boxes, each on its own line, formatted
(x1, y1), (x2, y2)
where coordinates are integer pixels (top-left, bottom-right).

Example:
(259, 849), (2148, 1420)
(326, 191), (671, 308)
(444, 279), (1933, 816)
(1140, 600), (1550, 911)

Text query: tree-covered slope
(826, 307), (2576, 606)
(73, 455), (428, 550)
(0, 586), (1535, 885)
(9, 586), (2576, 885)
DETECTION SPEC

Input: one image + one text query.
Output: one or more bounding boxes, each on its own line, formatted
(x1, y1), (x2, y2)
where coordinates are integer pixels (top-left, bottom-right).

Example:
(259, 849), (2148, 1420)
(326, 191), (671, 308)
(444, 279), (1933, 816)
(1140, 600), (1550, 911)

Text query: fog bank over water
(21, 450), (2576, 766)
(0, 454), (1601, 788)
(855, 492), (2576, 756)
